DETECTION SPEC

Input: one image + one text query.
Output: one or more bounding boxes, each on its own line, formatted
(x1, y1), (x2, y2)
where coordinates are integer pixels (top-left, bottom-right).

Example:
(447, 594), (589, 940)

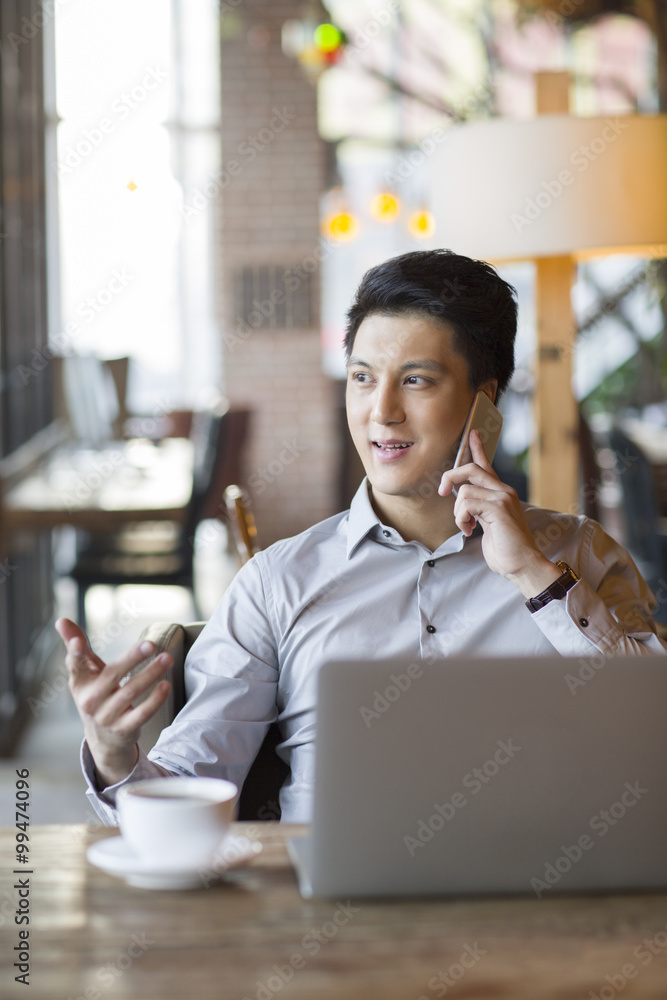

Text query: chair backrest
(224, 484), (259, 565)
(201, 407), (251, 520)
(131, 620), (288, 820)
(183, 407), (253, 555)
(184, 408), (228, 538)
(62, 355), (119, 445)
(103, 357), (130, 439)
(131, 622), (205, 755)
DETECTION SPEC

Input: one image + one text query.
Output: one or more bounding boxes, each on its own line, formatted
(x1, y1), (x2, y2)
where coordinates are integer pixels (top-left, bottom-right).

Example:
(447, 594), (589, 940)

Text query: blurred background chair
(224, 484), (259, 566)
(609, 426), (667, 626)
(103, 357), (130, 440)
(130, 620), (289, 821)
(61, 355), (122, 446)
(69, 406), (251, 630)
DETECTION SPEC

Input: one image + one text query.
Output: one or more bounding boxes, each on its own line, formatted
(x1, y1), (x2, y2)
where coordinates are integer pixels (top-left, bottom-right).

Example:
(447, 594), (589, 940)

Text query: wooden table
(0, 438), (193, 535)
(2, 824), (667, 1000)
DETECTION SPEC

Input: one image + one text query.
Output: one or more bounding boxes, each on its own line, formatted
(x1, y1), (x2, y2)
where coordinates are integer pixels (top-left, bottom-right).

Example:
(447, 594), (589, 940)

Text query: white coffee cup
(117, 777), (238, 868)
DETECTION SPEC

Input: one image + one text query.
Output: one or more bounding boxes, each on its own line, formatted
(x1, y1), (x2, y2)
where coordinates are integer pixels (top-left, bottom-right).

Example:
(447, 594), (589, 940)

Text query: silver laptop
(288, 656), (667, 898)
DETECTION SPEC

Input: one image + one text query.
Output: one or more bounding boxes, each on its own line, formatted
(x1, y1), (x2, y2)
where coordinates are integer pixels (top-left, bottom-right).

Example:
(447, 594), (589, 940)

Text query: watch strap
(525, 561), (579, 613)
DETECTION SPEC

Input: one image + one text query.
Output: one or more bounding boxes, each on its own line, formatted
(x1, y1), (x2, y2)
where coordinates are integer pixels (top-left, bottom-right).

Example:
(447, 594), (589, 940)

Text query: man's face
(345, 312), (495, 507)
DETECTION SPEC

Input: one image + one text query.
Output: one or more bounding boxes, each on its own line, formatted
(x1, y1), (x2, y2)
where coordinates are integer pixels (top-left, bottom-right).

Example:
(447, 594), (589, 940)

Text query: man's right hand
(55, 618), (173, 789)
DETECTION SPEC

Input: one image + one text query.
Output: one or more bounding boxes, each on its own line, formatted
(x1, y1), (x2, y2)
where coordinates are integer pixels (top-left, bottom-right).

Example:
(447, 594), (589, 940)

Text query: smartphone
(452, 392), (503, 491)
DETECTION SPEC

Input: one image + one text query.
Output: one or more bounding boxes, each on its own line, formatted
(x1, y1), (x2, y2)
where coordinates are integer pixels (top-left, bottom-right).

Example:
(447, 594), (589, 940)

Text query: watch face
(557, 561), (579, 583)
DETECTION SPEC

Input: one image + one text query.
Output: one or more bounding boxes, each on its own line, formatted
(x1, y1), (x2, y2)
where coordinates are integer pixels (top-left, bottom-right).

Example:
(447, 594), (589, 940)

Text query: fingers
(451, 481), (520, 535)
(57, 617), (106, 674)
(90, 640), (158, 695)
(439, 432), (503, 498)
(99, 676), (172, 740)
(438, 430), (502, 497)
(55, 617), (85, 644)
(63, 637), (105, 683)
(452, 490), (486, 535)
(439, 464), (499, 498)
(98, 652), (173, 724)
(469, 427), (494, 471)
(80, 648), (172, 721)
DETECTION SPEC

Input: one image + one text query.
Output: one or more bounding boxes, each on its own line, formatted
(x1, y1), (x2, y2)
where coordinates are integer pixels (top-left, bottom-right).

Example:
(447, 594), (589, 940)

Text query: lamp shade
(431, 114), (667, 261)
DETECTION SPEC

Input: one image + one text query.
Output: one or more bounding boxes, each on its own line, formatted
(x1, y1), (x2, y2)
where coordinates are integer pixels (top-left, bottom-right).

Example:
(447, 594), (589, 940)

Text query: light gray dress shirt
(82, 479), (666, 823)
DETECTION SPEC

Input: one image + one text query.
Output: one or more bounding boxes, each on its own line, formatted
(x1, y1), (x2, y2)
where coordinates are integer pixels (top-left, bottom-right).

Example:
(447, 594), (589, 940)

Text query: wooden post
(529, 72), (579, 513)
(531, 256), (579, 512)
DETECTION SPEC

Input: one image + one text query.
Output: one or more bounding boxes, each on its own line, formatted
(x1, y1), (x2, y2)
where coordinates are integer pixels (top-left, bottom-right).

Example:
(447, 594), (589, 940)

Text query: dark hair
(344, 249), (517, 398)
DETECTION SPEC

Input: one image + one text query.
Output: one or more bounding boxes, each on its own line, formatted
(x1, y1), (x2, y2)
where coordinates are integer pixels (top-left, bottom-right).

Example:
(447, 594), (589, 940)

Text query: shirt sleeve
(146, 554), (280, 792)
(80, 554), (280, 824)
(529, 517), (667, 657)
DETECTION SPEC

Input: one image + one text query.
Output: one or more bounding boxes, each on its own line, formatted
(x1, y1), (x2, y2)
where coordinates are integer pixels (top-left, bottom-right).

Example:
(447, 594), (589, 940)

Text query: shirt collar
(346, 479), (381, 558)
(345, 478), (481, 559)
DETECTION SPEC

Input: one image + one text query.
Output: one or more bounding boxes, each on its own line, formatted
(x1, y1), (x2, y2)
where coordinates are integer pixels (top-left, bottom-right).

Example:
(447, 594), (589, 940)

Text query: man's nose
(371, 384), (404, 425)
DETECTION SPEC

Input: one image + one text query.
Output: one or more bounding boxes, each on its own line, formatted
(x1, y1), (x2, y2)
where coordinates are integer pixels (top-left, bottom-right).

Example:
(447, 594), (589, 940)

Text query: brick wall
(217, 0), (338, 545)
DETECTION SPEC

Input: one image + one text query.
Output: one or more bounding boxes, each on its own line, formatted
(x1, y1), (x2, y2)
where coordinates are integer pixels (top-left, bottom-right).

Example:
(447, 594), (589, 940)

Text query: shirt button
(382, 530), (390, 537)
(579, 617), (589, 628)
(427, 560), (435, 567)
(426, 624), (436, 634)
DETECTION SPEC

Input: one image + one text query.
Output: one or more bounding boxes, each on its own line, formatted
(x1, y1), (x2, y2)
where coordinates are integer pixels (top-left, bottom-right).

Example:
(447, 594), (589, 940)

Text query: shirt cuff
(80, 739), (174, 825)
(529, 579), (662, 657)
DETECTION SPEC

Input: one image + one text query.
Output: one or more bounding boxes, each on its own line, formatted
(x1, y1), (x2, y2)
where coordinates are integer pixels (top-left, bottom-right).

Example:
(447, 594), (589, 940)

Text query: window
(0, 1), (55, 746)
(235, 264), (316, 331)
(54, 0), (222, 412)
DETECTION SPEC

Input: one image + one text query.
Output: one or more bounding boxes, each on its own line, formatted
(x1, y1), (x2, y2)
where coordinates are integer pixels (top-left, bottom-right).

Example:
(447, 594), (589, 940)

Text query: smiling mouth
(373, 441), (413, 451)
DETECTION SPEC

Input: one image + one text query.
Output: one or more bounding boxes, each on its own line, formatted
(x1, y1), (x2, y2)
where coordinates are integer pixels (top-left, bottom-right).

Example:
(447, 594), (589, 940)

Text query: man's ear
(480, 380), (498, 404)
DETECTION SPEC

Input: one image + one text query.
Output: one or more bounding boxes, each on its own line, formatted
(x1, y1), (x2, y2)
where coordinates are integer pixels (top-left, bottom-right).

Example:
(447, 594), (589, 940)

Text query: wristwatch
(525, 561), (579, 613)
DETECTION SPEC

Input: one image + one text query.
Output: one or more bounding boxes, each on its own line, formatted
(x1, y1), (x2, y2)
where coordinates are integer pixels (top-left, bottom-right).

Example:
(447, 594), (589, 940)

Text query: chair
(103, 357), (130, 440)
(70, 406), (244, 630)
(128, 621), (289, 821)
(224, 484), (259, 565)
(609, 427), (667, 626)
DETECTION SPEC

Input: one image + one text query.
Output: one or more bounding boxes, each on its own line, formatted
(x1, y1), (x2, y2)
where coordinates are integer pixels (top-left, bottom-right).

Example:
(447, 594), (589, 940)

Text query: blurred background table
(0, 437), (193, 536)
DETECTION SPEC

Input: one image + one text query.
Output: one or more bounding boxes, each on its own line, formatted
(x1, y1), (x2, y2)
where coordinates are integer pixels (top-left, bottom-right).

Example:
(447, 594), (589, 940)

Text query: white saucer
(87, 833), (262, 890)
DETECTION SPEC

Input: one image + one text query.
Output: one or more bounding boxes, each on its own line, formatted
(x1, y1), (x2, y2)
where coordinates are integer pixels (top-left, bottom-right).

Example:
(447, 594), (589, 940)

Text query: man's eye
(405, 375), (428, 385)
(351, 372), (372, 383)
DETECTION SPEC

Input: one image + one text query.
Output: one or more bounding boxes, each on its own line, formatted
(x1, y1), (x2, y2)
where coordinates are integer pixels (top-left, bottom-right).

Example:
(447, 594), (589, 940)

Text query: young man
(57, 249), (666, 824)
